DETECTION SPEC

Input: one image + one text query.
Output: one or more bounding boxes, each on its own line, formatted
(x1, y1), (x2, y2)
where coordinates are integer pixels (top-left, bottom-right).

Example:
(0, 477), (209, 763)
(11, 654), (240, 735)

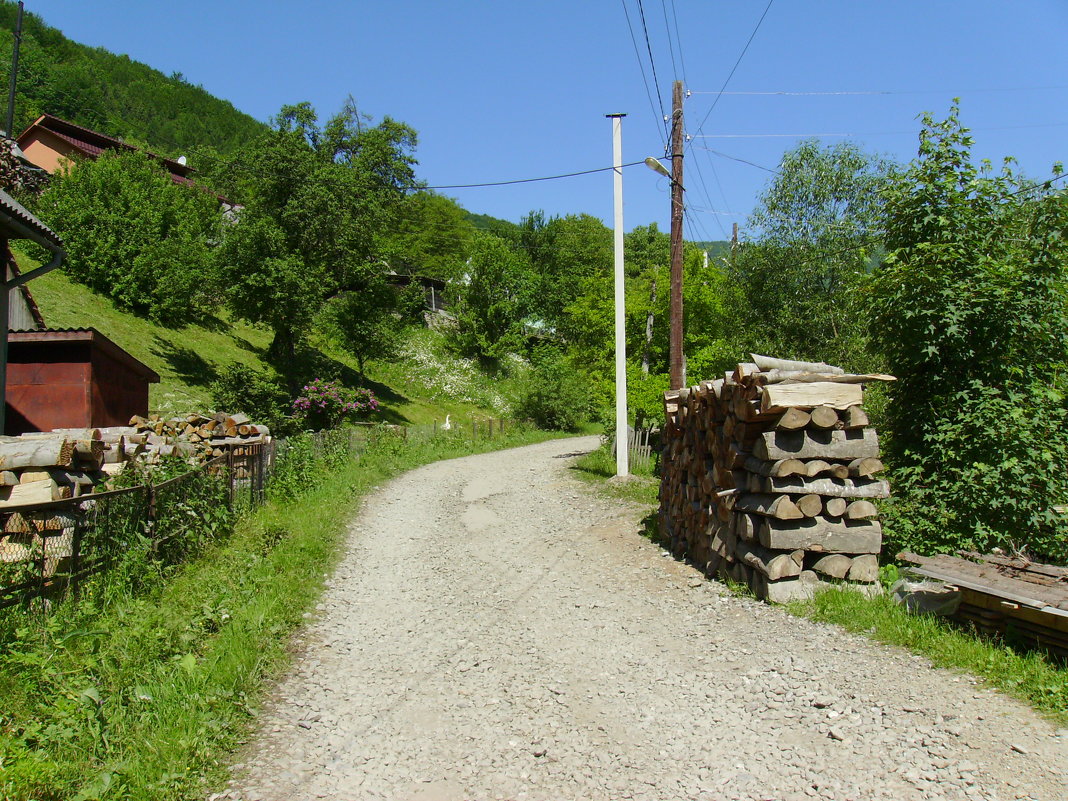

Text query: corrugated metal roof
(0, 188), (62, 245)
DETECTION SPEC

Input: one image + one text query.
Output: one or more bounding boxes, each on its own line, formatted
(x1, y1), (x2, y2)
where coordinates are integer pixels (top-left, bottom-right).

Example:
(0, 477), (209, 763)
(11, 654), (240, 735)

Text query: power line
(668, 0), (688, 85)
(690, 121), (1068, 138)
(620, 0), (667, 149)
(693, 145), (780, 174)
(660, 0), (680, 81)
(414, 160), (647, 190)
(635, 0), (668, 124)
(687, 0), (775, 152)
(687, 85), (1068, 96)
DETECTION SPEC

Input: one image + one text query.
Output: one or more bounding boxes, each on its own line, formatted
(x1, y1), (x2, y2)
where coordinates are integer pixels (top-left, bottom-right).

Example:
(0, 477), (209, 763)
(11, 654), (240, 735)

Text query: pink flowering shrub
(292, 378), (378, 431)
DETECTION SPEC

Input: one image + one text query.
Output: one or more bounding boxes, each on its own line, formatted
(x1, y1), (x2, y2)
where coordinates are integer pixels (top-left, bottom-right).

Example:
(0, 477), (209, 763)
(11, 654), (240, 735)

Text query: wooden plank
(760, 382), (864, 413)
(900, 552), (1068, 607)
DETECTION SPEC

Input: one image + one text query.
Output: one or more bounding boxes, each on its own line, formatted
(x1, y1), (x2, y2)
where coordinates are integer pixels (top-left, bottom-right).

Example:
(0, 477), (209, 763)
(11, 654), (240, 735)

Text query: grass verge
(569, 442), (660, 507)
(0, 425), (570, 801)
(786, 588), (1068, 726)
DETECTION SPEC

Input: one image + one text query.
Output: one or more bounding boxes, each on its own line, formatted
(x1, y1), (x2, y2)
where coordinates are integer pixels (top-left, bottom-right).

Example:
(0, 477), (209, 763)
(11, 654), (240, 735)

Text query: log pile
(0, 412), (270, 580)
(659, 354), (894, 602)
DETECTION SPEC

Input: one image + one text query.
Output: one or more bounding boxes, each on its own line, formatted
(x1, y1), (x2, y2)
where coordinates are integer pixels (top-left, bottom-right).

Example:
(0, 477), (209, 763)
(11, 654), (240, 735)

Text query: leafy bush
(871, 105), (1068, 561)
(514, 349), (588, 431)
(37, 150), (220, 325)
(210, 363), (298, 436)
(291, 379), (377, 431)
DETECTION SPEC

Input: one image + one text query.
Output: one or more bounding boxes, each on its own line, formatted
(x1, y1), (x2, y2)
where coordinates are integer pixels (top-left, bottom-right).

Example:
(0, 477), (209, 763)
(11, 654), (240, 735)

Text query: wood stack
(126, 412), (270, 466)
(659, 354), (895, 602)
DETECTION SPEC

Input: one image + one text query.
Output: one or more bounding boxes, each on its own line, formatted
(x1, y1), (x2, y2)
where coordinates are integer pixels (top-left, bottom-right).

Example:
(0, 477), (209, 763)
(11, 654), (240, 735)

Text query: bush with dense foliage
(38, 150), (220, 325)
(871, 105), (1068, 562)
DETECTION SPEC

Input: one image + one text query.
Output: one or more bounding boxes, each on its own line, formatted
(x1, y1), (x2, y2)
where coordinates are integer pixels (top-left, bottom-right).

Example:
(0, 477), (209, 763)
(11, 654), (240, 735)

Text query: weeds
(0, 423), (568, 800)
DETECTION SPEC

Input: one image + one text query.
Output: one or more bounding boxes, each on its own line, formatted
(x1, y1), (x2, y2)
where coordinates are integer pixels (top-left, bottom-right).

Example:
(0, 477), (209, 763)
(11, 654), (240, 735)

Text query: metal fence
(0, 421), (512, 612)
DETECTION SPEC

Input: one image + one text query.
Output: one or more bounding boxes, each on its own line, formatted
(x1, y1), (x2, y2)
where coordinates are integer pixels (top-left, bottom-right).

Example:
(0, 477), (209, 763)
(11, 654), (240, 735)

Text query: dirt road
(223, 436), (1067, 801)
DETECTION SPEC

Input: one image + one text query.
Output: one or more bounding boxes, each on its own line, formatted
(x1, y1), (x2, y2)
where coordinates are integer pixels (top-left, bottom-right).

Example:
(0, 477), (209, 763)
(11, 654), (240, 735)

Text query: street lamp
(644, 157), (670, 179)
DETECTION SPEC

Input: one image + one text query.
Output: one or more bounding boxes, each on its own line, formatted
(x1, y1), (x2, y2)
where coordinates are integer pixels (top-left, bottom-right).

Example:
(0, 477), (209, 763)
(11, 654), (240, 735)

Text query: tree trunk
(642, 277), (656, 376)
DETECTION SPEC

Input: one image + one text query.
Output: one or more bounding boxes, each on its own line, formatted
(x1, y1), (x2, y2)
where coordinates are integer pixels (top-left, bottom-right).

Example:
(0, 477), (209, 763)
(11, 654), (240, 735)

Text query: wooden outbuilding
(5, 328), (159, 435)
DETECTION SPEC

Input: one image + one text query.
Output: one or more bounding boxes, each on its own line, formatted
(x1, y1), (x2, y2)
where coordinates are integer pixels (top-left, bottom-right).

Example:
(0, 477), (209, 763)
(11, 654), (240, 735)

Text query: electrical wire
(687, 0), (775, 153)
(693, 145), (780, 174)
(687, 85), (1068, 96)
(413, 160), (647, 190)
(660, 0), (680, 82)
(620, 0), (667, 150)
(668, 0), (688, 85)
(690, 121), (1068, 138)
(635, 0), (668, 129)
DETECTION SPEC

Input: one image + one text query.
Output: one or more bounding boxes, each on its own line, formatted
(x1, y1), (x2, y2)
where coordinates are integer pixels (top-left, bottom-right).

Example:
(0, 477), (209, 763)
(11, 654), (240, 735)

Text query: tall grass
(0, 424), (567, 800)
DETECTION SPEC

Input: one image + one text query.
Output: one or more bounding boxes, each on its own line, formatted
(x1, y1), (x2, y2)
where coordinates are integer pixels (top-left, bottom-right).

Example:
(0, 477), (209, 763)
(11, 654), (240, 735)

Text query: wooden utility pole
(668, 80), (685, 390)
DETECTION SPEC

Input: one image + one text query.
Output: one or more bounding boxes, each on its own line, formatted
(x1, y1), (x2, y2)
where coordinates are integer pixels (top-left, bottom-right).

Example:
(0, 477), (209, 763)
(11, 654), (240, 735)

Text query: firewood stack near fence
(0, 412), (271, 587)
(660, 355), (895, 602)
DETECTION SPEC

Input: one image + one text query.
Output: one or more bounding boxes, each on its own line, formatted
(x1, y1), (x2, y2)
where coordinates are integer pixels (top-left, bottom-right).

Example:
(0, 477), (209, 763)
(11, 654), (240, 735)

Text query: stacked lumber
(900, 551), (1068, 658)
(0, 431), (111, 506)
(659, 354), (894, 602)
(126, 412), (270, 466)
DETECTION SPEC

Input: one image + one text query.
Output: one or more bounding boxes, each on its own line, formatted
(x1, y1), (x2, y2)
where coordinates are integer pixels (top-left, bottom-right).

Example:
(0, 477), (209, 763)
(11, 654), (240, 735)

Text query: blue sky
(24, 0), (1068, 240)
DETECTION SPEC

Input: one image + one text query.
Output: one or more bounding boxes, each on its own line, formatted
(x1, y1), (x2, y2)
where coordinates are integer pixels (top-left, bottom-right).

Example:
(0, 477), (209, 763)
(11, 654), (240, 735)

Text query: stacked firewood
(659, 354), (894, 602)
(126, 412), (270, 465)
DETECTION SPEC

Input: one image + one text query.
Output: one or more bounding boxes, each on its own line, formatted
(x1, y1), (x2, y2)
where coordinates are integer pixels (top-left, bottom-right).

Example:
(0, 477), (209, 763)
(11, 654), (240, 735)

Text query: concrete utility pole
(668, 80), (685, 390)
(607, 113), (629, 477)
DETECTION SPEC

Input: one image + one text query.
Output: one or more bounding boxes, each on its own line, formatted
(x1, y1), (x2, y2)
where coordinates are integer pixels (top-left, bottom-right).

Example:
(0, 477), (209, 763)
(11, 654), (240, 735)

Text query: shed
(5, 328), (160, 435)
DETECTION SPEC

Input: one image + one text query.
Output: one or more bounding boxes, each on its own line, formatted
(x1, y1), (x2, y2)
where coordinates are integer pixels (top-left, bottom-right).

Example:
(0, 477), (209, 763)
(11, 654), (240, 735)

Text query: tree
(870, 104), (1068, 561)
(449, 232), (534, 365)
(380, 191), (473, 281)
(216, 102), (417, 372)
(731, 139), (893, 368)
(318, 275), (403, 376)
(37, 149), (220, 325)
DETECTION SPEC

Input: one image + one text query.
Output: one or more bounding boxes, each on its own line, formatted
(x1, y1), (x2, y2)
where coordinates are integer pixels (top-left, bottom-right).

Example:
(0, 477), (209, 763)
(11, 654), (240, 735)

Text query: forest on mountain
(0, 0), (264, 153)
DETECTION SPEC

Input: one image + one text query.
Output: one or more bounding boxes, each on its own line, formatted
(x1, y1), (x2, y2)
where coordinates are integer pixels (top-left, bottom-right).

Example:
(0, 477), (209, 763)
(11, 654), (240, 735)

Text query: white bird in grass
(441, 414), (452, 431)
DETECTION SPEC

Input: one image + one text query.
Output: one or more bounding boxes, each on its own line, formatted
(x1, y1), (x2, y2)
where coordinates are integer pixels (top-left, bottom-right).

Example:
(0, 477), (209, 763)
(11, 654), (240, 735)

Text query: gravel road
(222, 436), (1068, 801)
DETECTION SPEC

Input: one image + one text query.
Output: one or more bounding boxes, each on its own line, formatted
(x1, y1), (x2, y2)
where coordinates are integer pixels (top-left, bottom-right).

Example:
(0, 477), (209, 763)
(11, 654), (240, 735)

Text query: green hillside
(21, 251), (506, 428)
(0, 1), (265, 155)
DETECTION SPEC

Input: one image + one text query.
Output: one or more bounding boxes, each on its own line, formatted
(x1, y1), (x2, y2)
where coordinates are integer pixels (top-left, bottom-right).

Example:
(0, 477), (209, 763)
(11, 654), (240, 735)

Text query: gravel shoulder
(222, 436), (1068, 801)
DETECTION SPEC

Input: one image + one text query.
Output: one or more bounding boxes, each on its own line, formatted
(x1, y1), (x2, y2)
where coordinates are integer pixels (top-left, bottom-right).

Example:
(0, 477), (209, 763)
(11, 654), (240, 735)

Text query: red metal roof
(8, 328), (161, 382)
(18, 113), (194, 179)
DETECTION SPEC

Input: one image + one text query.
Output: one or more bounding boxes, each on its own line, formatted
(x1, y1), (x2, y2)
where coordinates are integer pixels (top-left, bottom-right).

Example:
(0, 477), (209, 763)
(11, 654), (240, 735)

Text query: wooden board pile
(659, 354), (895, 602)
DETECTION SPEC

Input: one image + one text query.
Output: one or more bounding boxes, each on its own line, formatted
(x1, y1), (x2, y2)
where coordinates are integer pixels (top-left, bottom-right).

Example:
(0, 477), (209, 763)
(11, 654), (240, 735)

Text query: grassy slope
(23, 257), (501, 426)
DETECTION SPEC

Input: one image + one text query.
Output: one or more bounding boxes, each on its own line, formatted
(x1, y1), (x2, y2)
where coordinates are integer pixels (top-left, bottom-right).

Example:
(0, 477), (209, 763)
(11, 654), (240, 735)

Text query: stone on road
(224, 436), (1068, 801)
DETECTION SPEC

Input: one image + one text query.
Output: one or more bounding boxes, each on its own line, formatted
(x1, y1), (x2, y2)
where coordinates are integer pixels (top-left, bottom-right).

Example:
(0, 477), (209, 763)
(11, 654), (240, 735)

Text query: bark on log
(758, 518), (882, 553)
(0, 435), (76, 470)
(736, 541), (804, 580)
(735, 494), (804, 520)
(749, 476), (890, 498)
(753, 429), (880, 461)
(811, 553), (853, 579)
(750, 354), (844, 374)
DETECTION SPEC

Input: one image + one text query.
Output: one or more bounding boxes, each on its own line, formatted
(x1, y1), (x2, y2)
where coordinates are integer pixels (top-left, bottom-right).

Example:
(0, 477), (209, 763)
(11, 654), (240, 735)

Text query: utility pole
(668, 80), (685, 390)
(5, 2), (23, 137)
(607, 113), (628, 477)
